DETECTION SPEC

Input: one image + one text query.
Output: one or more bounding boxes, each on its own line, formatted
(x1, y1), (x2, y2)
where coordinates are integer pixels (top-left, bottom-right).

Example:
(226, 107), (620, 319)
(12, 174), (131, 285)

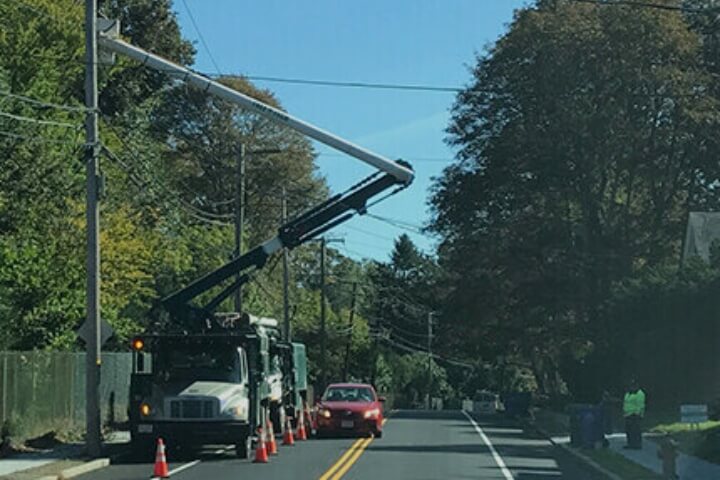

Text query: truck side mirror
(137, 353), (145, 373)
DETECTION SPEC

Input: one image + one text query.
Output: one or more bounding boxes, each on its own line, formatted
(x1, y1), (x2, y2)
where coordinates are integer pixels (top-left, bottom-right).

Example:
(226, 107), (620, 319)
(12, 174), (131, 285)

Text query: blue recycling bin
(569, 404), (605, 448)
(503, 392), (531, 418)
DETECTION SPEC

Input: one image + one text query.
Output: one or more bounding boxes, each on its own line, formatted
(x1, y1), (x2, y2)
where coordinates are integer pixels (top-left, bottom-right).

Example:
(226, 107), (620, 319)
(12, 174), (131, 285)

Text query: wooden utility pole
(84, 0), (101, 457)
(282, 187), (290, 341)
(343, 282), (358, 381)
(320, 238), (327, 389)
(234, 144), (246, 313)
(426, 312), (434, 410)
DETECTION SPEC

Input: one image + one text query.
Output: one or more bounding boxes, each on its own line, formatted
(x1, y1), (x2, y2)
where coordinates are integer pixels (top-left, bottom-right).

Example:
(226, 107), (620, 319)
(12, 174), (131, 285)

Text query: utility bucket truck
(98, 19), (413, 458)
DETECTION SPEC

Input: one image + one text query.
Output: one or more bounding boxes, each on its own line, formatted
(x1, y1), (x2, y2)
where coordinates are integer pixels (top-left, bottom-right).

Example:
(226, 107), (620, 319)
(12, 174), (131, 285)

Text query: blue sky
(173, 0), (529, 261)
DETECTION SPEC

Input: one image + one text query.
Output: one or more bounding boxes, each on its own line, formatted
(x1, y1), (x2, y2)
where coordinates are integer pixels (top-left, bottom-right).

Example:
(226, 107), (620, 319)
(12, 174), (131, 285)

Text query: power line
(366, 213), (423, 230)
(101, 134), (234, 226)
(0, 110), (79, 129)
(378, 335), (473, 369)
(180, 0), (222, 74)
(0, 90), (87, 113)
(365, 213), (428, 235)
(0, 129), (82, 145)
(569, 0), (706, 13)
(342, 225), (397, 242)
(380, 320), (429, 339)
(228, 74), (462, 93)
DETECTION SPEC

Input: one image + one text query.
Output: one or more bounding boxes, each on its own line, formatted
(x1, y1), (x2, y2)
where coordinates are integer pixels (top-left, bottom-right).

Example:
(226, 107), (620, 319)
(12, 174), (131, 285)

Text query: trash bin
(568, 404), (605, 449)
(503, 392), (531, 418)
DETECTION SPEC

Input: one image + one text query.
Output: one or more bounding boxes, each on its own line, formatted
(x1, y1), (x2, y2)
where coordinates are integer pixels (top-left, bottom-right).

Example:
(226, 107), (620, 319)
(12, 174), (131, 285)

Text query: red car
(315, 383), (384, 438)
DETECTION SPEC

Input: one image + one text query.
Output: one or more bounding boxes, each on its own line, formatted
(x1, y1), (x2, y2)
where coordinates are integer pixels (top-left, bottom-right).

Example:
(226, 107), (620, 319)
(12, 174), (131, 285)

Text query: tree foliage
(430, 0), (720, 398)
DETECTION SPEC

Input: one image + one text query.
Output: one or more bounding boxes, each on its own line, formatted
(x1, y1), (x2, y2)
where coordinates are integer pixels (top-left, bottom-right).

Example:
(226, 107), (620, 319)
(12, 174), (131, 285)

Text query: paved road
(77, 410), (604, 480)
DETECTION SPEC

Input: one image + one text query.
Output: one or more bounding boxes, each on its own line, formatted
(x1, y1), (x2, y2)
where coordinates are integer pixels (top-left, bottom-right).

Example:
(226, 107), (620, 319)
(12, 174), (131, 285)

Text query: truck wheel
(130, 439), (154, 462)
(235, 436), (252, 459)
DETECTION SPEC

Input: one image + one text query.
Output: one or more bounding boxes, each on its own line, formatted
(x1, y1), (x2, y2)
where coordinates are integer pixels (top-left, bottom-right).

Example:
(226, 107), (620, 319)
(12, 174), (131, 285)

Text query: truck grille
(169, 399), (216, 419)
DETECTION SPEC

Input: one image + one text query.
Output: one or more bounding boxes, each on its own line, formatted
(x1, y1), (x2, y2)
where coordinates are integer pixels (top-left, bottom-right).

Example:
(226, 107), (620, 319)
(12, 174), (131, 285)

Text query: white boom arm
(98, 34), (414, 184)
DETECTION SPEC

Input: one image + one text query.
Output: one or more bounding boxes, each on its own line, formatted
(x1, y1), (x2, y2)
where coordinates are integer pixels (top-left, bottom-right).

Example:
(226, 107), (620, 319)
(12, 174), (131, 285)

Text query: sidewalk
(0, 444), (84, 477)
(0, 431), (128, 478)
(548, 428), (720, 479)
(605, 432), (720, 480)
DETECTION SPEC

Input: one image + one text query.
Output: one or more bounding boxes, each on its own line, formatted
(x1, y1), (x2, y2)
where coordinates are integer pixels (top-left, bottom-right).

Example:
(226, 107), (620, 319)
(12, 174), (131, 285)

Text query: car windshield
(323, 386), (375, 403)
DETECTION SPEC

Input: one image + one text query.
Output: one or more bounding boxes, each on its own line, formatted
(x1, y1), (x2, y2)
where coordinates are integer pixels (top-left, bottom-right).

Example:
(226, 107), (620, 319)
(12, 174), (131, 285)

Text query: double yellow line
(318, 419), (386, 480)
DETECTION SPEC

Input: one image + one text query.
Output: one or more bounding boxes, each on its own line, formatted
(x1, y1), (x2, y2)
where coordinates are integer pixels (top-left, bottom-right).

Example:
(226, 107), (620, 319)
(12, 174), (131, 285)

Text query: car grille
(169, 399), (216, 419)
(336, 409), (362, 420)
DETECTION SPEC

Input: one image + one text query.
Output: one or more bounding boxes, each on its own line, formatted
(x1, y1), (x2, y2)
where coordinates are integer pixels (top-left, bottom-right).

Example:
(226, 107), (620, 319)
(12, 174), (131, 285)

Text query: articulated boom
(97, 24), (414, 327)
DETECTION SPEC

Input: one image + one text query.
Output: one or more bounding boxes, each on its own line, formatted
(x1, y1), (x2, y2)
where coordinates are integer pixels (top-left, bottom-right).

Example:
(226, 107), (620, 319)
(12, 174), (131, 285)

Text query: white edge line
(151, 459), (201, 479)
(462, 410), (514, 480)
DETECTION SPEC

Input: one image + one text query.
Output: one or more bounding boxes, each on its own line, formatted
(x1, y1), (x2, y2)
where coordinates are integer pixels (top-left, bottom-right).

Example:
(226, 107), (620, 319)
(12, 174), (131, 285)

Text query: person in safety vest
(623, 379), (645, 449)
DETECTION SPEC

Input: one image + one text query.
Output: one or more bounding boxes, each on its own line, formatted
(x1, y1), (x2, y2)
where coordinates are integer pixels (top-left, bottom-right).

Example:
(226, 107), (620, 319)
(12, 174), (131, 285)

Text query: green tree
(430, 0), (720, 397)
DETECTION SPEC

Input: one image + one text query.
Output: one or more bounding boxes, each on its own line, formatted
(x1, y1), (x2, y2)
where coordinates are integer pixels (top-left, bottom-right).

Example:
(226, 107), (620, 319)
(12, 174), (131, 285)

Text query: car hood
(319, 401), (378, 412)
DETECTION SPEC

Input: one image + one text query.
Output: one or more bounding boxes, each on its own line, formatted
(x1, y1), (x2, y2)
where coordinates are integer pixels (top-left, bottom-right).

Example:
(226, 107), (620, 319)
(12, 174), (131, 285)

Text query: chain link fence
(0, 351), (132, 441)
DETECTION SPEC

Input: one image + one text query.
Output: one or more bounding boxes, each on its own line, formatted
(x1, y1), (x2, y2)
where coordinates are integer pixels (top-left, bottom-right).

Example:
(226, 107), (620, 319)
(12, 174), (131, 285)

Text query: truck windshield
(155, 344), (238, 382)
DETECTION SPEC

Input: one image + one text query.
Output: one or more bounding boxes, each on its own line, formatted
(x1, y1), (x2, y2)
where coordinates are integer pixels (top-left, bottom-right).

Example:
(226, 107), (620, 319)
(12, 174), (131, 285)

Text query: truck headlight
(140, 402), (151, 417)
(318, 408), (331, 418)
(223, 404), (245, 418)
(363, 408), (380, 419)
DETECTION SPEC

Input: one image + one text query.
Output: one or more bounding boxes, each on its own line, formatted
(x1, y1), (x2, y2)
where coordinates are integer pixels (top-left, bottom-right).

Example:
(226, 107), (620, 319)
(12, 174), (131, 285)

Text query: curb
(56, 458), (110, 480)
(529, 422), (622, 480)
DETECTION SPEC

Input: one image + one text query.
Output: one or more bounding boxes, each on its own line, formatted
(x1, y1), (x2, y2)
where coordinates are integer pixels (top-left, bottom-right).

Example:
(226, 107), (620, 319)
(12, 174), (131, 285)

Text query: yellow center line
(317, 418), (389, 480)
(318, 438), (365, 480)
(329, 436), (373, 480)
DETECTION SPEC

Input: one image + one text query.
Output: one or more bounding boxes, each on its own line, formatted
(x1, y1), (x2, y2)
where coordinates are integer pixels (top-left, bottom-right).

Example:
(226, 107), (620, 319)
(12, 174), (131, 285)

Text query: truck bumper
(132, 420), (251, 445)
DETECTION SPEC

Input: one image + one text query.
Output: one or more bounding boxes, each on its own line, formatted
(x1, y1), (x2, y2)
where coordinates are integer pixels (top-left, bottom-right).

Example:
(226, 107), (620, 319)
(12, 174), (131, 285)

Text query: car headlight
(363, 408), (380, 419)
(140, 402), (151, 417)
(318, 408), (332, 418)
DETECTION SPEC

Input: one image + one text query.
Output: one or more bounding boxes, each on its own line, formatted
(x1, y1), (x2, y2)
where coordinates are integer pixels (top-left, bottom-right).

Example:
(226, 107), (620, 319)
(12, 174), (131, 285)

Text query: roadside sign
(680, 404), (708, 424)
(77, 318), (114, 346)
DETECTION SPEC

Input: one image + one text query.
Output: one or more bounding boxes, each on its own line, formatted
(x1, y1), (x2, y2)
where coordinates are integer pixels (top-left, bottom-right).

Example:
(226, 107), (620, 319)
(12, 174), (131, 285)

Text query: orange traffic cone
(153, 438), (170, 478)
(283, 416), (295, 446)
(297, 408), (308, 441)
(266, 418), (278, 455)
(254, 427), (269, 463)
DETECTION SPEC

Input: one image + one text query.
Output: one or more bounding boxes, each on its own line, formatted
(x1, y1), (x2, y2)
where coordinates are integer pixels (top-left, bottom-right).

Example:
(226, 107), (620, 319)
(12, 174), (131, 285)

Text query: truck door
(236, 347), (250, 422)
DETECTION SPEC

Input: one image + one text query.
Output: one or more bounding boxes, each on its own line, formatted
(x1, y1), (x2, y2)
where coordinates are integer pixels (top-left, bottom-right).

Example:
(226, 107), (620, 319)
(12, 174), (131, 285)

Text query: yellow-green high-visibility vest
(623, 389), (646, 417)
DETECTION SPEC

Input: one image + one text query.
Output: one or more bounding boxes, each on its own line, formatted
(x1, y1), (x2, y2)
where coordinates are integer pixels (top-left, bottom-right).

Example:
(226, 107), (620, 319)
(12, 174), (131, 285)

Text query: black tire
(374, 429), (383, 438)
(236, 436), (252, 459)
(129, 439), (154, 462)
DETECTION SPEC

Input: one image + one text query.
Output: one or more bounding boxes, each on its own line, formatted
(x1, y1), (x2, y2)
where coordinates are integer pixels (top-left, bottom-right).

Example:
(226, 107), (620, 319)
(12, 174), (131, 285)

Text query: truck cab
(129, 316), (280, 458)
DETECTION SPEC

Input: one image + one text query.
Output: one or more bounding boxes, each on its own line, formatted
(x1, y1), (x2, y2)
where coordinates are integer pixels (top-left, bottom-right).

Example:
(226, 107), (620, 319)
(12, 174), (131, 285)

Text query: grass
(648, 414), (720, 463)
(650, 419), (720, 435)
(584, 448), (663, 480)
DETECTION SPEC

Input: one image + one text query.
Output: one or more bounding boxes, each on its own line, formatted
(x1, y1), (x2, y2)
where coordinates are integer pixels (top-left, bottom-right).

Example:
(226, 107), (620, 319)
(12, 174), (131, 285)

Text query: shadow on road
(388, 410), (466, 420)
(366, 443), (490, 455)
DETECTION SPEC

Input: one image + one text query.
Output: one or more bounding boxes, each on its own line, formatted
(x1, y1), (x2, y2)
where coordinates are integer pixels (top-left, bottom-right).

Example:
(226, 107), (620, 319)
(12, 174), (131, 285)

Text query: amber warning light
(132, 337), (144, 351)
